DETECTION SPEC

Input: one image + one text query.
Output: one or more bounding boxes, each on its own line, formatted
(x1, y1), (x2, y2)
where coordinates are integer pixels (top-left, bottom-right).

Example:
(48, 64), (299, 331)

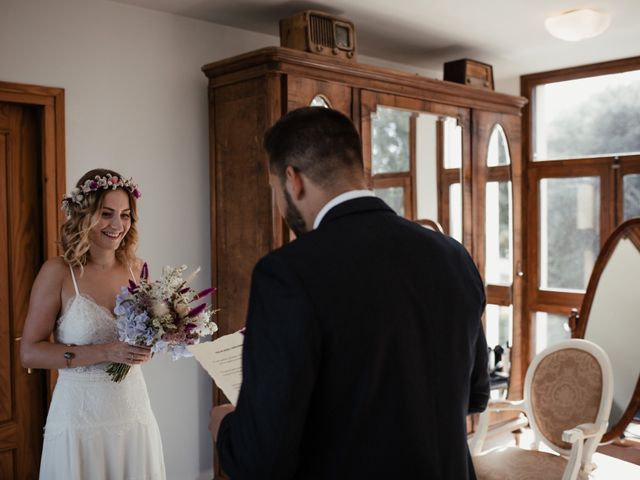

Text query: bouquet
(106, 263), (218, 382)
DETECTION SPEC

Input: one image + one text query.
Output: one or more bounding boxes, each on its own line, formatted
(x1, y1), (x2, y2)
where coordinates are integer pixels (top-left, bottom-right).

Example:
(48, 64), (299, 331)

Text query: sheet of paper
(188, 331), (244, 405)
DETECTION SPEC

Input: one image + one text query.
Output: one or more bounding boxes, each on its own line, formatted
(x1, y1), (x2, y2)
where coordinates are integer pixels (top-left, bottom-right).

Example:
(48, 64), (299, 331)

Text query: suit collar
(318, 196), (395, 227)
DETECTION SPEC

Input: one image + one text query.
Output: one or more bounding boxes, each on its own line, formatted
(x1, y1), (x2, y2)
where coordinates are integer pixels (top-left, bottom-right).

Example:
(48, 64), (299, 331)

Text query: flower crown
(61, 173), (141, 218)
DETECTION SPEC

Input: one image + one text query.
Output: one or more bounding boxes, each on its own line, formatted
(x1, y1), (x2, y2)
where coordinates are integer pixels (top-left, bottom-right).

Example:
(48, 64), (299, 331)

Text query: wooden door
(0, 102), (47, 479)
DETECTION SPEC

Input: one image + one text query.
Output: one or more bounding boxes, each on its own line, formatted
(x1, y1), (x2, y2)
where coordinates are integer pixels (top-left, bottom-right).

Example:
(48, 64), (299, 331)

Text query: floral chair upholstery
(469, 339), (613, 480)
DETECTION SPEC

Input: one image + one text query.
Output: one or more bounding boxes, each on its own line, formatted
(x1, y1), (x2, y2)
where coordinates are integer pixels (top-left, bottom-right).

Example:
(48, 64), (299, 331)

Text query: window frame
(521, 56), (640, 364)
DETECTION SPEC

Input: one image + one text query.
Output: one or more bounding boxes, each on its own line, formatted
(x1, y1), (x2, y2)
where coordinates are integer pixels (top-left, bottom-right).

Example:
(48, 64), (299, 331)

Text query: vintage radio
(443, 59), (494, 90)
(280, 10), (357, 61)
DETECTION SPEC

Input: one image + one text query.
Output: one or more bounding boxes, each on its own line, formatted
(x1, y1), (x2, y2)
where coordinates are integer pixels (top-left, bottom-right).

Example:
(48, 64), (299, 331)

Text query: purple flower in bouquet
(106, 264), (218, 382)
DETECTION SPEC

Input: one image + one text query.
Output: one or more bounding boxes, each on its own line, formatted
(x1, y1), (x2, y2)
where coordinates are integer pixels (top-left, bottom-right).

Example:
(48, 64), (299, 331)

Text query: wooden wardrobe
(202, 47), (527, 475)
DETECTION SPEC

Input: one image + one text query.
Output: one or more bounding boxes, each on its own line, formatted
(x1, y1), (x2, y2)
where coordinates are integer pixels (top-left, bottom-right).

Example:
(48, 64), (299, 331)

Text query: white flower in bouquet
(106, 263), (218, 382)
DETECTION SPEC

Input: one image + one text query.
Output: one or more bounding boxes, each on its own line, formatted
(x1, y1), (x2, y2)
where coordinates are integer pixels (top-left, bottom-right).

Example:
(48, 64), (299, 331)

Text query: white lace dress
(39, 266), (166, 480)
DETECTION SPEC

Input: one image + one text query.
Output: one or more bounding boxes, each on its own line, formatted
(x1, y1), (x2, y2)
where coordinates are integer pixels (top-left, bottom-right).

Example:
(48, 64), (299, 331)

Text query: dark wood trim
(572, 218), (640, 442)
(520, 56), (640, 88)
(487, 165), (510, 182)
(525, 161), (614, 318)
(486, 284), (512, 306)
(203, 47), (527, 115)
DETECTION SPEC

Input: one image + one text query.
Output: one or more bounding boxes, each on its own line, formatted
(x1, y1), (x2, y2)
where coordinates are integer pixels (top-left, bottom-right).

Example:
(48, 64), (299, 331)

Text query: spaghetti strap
(68, 265), (80, 295)
(128, 265), (137, 282)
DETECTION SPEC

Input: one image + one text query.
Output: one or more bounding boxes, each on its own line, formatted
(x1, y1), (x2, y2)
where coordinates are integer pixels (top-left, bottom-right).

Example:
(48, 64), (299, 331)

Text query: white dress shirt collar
(313, 190), (375, 230)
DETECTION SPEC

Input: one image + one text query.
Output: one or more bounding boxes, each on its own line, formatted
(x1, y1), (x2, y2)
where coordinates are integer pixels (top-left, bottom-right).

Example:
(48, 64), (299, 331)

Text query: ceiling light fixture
(544, 9), (611, 42)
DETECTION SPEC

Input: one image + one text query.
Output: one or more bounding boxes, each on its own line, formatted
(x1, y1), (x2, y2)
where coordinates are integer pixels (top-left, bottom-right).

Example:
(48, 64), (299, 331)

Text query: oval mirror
(574, 217), (640, 442)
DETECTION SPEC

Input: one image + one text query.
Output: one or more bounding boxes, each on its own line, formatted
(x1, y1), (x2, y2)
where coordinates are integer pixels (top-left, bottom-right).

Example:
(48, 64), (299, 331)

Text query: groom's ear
(285, 165), (305, 200)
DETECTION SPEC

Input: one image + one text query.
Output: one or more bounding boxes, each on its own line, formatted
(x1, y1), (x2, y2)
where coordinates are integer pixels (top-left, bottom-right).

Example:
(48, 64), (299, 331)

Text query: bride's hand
(105, 342), (153, 365)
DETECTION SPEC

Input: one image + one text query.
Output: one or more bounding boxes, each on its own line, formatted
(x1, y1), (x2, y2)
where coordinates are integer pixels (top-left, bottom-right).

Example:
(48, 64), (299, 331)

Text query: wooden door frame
(0, 81), (66, 395)
(0, 81), (66, 260)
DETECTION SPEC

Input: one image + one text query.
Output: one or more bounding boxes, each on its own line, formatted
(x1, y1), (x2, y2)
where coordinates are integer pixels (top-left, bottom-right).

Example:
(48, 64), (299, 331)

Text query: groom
(210, 107), (489, 479)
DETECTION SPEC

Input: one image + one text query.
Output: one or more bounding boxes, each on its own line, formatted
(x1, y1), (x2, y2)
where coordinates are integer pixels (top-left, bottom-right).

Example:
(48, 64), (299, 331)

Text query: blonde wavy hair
(60, 168), (139, 270)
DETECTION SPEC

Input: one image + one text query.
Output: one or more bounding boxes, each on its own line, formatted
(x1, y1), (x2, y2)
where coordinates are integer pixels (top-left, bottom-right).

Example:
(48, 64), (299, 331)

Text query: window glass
(623, 173), (640, 220)
(534, 312), (571, 354)
(539, 177), (600, 291)
(449, 183), (462, 242)
(485, 304), (513, 349)
(486, 181), (513, 284)
(443, 116), (462, 169)
(533, 70), (640, 160)
(487, 125), (510, 166)
(374, 186), (404, 216)
(310, 95), (330, 108)
(371, 107), (411, 174)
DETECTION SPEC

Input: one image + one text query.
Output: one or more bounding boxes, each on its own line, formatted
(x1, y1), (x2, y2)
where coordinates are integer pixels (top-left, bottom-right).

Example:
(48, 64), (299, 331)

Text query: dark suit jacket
(217, 197), (489, 479)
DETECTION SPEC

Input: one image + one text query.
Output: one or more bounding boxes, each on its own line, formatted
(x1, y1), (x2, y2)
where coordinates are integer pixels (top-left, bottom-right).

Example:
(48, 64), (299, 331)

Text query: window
(522, 57), (640, 358)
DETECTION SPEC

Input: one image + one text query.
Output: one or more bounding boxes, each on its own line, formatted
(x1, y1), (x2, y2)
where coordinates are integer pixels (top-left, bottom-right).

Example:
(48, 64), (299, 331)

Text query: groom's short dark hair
(264, 107), (364, 188)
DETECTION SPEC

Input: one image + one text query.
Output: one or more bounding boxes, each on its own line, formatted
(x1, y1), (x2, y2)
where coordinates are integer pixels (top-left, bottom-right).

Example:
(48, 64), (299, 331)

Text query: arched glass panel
(310, 95), (330, 108)
(487, 124), (510, 166)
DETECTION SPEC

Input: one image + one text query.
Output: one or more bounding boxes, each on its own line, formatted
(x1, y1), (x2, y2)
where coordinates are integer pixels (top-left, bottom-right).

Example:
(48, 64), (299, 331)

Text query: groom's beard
(284, 189), (308, 237)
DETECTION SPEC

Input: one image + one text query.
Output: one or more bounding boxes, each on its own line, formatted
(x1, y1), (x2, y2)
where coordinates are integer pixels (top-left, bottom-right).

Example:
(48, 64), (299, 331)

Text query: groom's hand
(210, 404), (235, 440)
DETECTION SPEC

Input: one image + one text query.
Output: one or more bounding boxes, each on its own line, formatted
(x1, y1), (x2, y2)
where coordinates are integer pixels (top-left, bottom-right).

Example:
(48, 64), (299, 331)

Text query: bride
(20, 168), (166, 479)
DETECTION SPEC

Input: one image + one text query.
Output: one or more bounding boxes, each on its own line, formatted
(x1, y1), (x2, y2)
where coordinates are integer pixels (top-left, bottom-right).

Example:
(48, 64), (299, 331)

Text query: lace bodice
(56, 294), (118, 345)
(54, 264), (125, 373)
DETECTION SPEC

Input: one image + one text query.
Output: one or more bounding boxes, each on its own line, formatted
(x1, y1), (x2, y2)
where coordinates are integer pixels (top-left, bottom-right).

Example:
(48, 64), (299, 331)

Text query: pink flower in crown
(61, 173), (141, 217)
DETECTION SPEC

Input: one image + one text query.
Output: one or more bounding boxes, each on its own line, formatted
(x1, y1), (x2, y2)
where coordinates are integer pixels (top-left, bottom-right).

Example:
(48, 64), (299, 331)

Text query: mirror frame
(573, 217), (640, 442)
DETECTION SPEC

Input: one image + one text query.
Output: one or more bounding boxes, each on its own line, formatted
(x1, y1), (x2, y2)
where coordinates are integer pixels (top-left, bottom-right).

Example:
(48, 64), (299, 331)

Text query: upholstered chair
(469, 339), (613, 480)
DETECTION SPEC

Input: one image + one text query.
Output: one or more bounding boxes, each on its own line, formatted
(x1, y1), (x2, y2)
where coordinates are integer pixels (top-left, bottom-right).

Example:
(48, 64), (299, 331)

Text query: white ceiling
(110, 0), (640, 84)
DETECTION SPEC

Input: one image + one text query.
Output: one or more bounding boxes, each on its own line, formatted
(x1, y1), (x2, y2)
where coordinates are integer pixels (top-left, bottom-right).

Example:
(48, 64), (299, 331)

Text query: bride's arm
(20, 258), (149, 369)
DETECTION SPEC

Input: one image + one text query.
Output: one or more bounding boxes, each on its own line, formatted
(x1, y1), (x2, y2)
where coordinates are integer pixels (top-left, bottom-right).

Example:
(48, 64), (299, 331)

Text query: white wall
(0, 1), (511, 477)
(0, 0), (277, 478)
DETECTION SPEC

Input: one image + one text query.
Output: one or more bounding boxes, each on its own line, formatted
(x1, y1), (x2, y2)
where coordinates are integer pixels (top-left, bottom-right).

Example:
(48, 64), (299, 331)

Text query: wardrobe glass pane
(485, 304), (513, 349)
(374, 186), (404, 216)
(449, 183), (462, 242)
(443, 116), (462, 169)
(371, 107), (411, 174)
(486, 181), (513, 285)
(487, 125), (510, 166)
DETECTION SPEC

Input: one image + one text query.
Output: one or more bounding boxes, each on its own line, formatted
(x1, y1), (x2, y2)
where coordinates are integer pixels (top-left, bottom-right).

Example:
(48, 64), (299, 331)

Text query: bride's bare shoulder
(37, 257), (70, 283)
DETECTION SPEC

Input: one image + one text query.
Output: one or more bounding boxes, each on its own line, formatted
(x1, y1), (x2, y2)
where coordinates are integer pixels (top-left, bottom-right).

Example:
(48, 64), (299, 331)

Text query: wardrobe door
(472, 110), (524, 411)
(360, 90), (471, 245)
